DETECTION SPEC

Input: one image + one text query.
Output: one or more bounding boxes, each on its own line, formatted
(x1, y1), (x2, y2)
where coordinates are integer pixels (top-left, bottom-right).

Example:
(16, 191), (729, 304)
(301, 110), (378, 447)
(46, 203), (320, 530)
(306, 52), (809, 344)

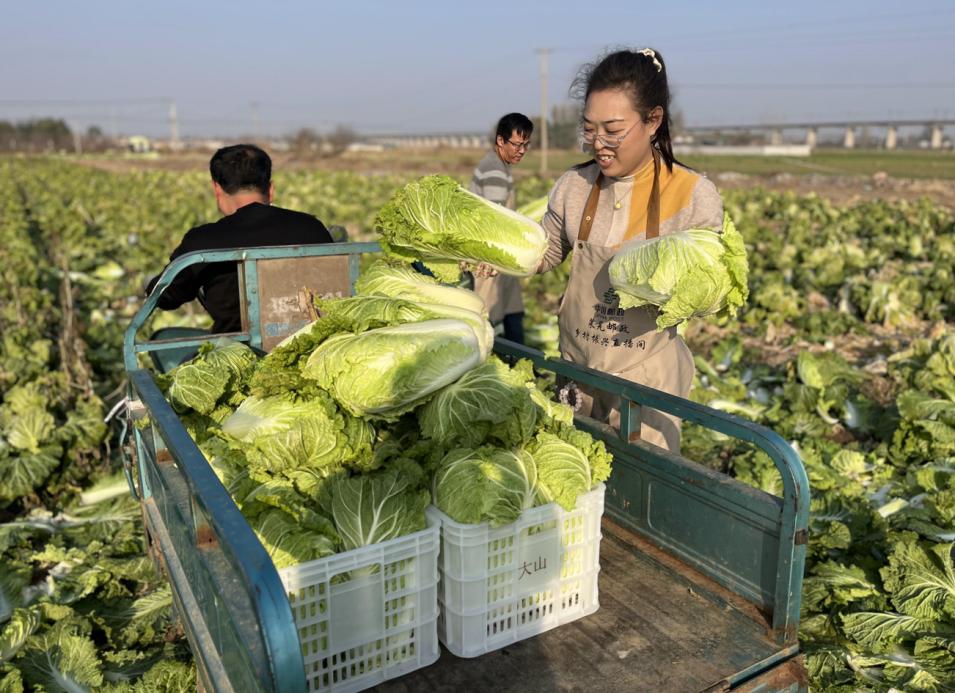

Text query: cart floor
(379, 519), (790, 693)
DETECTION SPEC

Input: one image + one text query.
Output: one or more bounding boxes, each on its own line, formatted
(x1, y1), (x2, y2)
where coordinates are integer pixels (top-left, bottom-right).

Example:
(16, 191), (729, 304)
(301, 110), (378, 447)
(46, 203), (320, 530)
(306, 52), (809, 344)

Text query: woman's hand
(460, 261), (498, 278)
(474, 263), (499, 278)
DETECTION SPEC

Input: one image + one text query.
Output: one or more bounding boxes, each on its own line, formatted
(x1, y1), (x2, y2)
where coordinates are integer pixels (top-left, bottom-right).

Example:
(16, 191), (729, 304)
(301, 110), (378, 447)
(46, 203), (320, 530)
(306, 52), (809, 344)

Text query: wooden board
(378, 522), (798, 693)
(247, 256), (351, 351)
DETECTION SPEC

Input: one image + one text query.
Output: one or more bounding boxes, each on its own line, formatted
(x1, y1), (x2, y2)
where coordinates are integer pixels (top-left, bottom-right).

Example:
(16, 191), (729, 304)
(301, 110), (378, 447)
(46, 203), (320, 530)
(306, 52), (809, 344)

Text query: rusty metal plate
(734, 656), (809, 692)
(253, 256), (351, 351)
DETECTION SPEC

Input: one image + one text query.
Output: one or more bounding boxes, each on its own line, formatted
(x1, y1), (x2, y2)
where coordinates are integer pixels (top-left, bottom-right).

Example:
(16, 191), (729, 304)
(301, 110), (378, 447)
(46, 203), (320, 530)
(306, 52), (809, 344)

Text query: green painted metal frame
(494, 339), (810, 644)
(123, 242), (377, 371)
(130, 371), (304, 692)
(124, 242), (809, 691)
(124, 243), (376, 692)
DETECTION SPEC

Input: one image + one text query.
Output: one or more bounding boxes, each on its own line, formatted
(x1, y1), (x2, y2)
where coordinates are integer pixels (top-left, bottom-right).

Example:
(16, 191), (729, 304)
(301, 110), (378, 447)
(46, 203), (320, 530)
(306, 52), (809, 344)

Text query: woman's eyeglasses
(579, 120), (639, 149)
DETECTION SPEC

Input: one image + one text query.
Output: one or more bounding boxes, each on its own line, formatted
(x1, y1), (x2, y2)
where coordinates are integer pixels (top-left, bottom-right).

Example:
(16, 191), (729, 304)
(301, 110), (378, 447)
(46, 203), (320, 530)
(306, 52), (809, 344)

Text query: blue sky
(1, 0), (953, 137)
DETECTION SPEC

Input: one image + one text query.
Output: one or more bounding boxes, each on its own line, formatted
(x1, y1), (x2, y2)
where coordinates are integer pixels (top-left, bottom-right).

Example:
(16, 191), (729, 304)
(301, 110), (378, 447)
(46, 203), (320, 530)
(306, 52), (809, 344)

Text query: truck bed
(126, 244), (809, 693)
(379, 519), (798, 693)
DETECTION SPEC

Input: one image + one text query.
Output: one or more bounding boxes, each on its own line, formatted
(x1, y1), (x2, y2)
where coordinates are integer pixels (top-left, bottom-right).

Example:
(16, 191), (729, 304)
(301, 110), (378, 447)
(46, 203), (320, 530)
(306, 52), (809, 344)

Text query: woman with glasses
(469, 112), (534, 344)
(537, 48), (724, 453)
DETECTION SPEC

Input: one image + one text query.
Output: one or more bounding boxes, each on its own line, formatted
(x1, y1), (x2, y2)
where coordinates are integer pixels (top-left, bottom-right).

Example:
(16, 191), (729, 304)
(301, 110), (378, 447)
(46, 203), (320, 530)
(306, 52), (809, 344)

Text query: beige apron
(557, 150), (694, 453)
(473, 274), (524, 324)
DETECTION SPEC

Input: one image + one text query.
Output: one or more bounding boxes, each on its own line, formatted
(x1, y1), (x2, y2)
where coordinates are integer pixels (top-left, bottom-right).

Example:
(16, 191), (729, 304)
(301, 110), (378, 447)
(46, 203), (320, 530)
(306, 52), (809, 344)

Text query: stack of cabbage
(373, 174), (549, 282)
(158, 262), (610, 569)
(608, 213), (749, 330)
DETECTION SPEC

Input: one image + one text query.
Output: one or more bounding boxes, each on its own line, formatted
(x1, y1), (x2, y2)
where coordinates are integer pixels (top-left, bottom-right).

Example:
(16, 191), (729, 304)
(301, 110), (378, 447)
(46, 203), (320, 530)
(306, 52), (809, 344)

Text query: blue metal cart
(123, 243), (809, 693)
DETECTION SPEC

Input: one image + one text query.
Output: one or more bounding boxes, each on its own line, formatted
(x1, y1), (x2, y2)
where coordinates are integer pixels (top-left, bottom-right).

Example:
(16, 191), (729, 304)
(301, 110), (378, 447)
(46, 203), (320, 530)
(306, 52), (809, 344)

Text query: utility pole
(251, 101), (260, 141)
(537, 48), (550, 174)
(70, 121), (82, 155)
(168, 99), (180, 150)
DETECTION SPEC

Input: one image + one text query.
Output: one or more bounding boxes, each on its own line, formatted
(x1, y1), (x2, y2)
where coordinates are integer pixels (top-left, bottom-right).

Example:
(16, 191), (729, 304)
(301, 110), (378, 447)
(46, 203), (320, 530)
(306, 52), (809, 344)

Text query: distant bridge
(366, 132), (487, 149)
(684, 119), (955, 150)
(365, 118), (954, 150)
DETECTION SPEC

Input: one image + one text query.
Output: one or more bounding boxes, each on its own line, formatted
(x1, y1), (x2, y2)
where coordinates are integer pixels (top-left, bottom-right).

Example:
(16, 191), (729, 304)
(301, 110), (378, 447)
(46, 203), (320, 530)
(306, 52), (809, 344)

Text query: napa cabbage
(317, 294), (494, 359)
(302, 319), (483, 418)
(165, 339), (258, 414)
(608, 213), (749, 329)
(527, 428), (611, 511)
(355, 260), (487, 317)
(432, 447), (538, 527)
(418, 356), (538, 448)
(327, 469), (429, 551)
(374, 175), (548, 282)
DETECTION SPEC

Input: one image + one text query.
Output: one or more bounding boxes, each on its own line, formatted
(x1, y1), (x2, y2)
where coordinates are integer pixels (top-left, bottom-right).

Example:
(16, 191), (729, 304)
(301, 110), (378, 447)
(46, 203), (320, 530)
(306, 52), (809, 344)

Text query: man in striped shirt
(468, 112), (534, 344)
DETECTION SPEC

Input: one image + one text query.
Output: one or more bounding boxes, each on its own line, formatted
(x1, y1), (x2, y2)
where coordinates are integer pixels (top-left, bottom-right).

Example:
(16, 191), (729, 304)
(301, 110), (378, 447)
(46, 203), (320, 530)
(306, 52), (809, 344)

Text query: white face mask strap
(638, 48), (663, 73)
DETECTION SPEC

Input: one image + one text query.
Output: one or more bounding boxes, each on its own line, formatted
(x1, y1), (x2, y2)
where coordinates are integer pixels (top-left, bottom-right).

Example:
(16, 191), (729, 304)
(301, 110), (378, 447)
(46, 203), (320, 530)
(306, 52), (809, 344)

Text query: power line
(550, 7), (955, 52)
(552, 31), (954, 61)
(668, 31), (955, 51)
(674, 82), (955, 91)
(0, 97), (169, 106)
(713, 6), (955, 34)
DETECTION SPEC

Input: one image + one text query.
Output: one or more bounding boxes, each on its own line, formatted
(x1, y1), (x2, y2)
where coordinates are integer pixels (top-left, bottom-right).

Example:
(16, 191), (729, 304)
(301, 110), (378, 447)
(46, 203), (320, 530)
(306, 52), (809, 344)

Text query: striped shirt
(468, 149), (522, 321)
(469, 150), (513, 207)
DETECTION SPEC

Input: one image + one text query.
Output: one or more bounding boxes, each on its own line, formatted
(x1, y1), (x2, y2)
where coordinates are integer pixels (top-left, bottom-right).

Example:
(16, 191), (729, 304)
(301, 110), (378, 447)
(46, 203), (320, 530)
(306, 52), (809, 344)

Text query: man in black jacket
(145, 144), (333, 333)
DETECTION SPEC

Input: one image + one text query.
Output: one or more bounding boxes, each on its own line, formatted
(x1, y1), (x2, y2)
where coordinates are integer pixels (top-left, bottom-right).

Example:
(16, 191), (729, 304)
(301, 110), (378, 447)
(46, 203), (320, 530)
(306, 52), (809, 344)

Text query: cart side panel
(134, 419), (268, 692)
(130, 370), (307, 693)
(140, 446), (265, 692)
(142, 495), (238, 693)
(601, 438), (784, 611)
(494, 339), (808, 643)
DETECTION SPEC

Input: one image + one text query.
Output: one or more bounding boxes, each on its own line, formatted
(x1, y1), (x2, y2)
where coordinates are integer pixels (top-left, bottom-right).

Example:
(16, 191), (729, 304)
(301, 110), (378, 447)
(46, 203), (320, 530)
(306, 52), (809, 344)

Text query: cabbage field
(1, 157), (954, 692)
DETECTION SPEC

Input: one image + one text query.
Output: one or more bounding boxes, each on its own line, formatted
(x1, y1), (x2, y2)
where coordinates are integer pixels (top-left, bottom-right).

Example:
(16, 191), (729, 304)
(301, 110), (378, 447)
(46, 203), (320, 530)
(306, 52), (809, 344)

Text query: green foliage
(3, 158), (952, 691)
(609, 213), (750, 329)
(354, 260), (488, 316)
(689, 332), (955, 691)
(328, 470), (429, 551)
(374, 174), (548, 281)
(303, 319), (483, 419)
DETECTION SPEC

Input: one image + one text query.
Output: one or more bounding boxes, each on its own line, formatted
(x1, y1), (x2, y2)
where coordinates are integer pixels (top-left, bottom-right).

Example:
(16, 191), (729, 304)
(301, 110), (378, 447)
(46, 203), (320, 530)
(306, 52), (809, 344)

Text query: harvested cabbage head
(302, 318), (483, 418)
(608, 213), (748, 330)
(319, 293), (494, 360)
(374, 175), (548, 282)
(356, 260), (487, 317)
(432, 446), (538, 527)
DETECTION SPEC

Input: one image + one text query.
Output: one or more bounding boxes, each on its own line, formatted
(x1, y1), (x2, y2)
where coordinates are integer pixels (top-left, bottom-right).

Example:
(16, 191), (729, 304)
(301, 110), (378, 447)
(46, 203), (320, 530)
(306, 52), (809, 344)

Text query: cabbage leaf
(374, 175), (548, 282)
(609, 213), (749, 329)
(303, 319), (483, 418)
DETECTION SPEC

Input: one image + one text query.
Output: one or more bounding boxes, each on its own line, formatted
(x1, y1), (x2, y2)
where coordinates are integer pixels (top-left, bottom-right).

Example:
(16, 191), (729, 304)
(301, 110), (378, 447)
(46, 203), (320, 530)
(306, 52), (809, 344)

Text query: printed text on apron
(556, 149), (694, 452)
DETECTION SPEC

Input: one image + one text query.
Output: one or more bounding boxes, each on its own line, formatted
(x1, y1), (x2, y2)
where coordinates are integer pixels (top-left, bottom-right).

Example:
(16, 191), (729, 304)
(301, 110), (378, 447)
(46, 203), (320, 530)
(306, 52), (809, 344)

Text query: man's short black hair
(210, 144), (271, 195)
(495, 113), (534, 143)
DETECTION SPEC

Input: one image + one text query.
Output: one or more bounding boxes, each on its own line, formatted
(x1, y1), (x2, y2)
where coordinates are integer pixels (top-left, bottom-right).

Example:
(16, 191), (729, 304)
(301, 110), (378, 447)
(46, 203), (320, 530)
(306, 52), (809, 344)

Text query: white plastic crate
(278, 522), (440, 692)
(428, 484), (604, 658)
